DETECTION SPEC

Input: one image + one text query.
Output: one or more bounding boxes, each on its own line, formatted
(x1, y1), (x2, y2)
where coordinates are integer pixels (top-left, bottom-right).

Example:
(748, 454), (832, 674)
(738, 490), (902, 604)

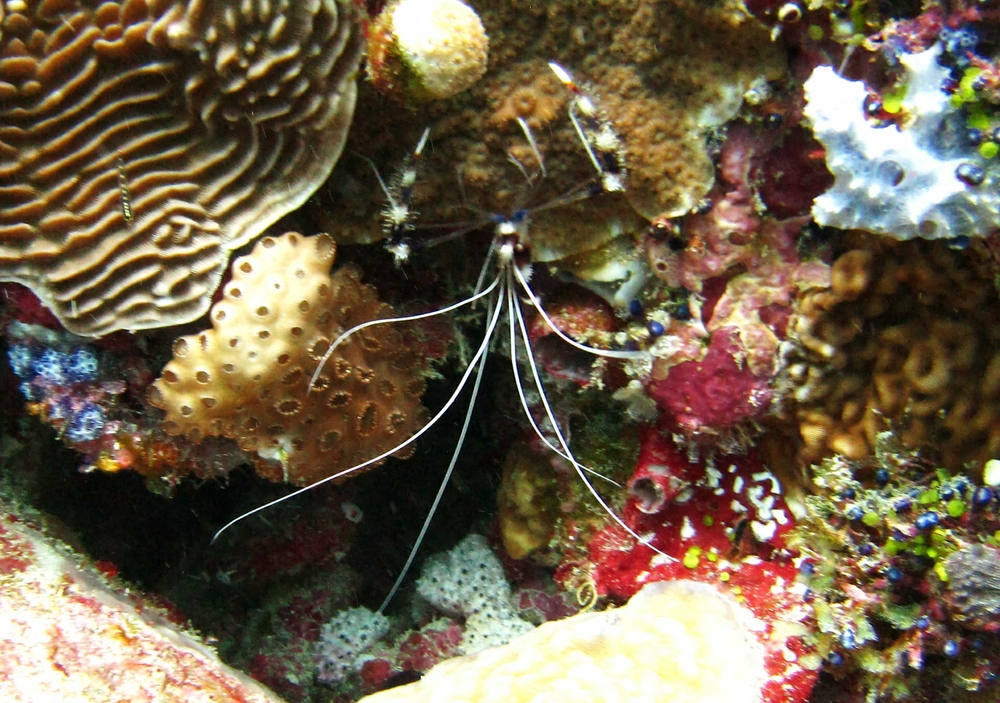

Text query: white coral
(804, 42), (1000, 240)
(315, 607), (390, 683)
(416, 534), (533, 655)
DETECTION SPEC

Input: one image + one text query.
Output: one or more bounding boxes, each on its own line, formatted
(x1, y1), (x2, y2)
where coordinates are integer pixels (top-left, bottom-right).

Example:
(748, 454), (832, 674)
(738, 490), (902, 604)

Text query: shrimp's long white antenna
(214, 274), (507, 543)
(513, 265), (646, 361)
(515, 116), (546, 179)
(548, 63), (605, 180)
(504, 275), (619, 487)
(471, 239), (499, 302)
(309, 274), (502, 393)
(377, 310), (494, 613)
(369, 158), (399, 209)
(507, 270), (676, 562)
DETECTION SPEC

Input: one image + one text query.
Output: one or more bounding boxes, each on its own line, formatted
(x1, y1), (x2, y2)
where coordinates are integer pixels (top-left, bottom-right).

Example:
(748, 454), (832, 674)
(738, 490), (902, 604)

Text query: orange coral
(148, 233), (428, 486)
(490, 63), (565, 129)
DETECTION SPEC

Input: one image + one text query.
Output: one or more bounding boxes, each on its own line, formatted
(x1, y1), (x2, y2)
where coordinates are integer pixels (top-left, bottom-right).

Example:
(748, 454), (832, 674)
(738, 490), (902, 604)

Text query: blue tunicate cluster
(66, 404), (106, 443)
(18, 382), (40, 402)
(941, 26), (980, 68)
(893, 497), (913, 513)
(875, 467), (890, 488)
(32, 348), (69, 385)
(46, 396), (74, 422)
(65, 348), (99, 383)
(974, 486), (994, 508)
(7, 344), (34, 378)
(840, 625), (857, 650)
(9, 344), (100, 387)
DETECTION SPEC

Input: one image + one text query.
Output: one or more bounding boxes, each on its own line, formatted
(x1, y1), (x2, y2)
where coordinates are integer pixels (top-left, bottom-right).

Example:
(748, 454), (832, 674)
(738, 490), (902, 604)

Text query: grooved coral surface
(359, 580), (766, 703)
(0, 0), (364, 336)
(148, 232), (428, 486)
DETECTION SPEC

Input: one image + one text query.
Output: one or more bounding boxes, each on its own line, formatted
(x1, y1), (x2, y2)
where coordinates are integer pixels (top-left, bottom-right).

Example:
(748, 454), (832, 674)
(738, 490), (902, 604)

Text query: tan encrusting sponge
(360, 579), (766, 703)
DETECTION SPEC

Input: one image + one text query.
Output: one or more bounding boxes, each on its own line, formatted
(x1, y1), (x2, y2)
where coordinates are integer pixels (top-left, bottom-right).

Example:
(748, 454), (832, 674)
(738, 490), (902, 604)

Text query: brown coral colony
(0, 0), (364, 336)
(148, 233), (429, 487)
(785, 238), (1000, 470)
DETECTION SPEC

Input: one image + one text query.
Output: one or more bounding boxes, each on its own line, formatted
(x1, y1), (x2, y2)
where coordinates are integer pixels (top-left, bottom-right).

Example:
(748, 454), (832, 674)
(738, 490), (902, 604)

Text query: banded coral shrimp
(212, 63), (672, 612)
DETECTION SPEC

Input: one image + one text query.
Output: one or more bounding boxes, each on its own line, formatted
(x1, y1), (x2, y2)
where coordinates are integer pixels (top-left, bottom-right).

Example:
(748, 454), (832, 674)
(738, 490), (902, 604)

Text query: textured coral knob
(367, 0), (489, 104)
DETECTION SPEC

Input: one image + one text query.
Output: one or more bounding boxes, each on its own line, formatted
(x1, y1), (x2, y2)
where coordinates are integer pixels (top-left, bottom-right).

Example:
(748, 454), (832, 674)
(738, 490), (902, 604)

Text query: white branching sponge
(804, 43), (1000, 240)
(416, 534), (533, 655)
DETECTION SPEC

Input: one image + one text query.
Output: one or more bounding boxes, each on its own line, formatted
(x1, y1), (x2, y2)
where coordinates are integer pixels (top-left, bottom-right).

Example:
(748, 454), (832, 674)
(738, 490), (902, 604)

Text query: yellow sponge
(360, 580), (765, 703)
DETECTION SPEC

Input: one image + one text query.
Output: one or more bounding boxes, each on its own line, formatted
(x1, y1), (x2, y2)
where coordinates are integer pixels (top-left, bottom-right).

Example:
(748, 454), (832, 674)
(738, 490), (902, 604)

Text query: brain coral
(148, 233), (428, 486)
(0, 0), (364, 336)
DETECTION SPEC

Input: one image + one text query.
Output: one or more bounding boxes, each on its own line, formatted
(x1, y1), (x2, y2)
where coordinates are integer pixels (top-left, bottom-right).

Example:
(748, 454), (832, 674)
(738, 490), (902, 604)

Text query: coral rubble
(557, 423), (818, 703)
(790, 441), (1000, 699)
(0, 0), (365, 335)
(642, 123), (830, 439)
(149, 232), (429, 486)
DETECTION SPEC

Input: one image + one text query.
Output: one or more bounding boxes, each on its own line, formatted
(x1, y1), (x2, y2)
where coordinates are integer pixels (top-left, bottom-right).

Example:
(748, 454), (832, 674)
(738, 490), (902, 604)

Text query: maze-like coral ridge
(0, 0), (364, 336)
(148, 232), (428, 486)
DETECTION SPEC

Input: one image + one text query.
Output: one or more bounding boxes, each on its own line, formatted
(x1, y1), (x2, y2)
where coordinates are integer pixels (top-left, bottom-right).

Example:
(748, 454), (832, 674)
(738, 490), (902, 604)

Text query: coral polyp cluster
(366, 0), (489, 104)
(782, 236), (1000, 469)
(148, 232), (428, 486)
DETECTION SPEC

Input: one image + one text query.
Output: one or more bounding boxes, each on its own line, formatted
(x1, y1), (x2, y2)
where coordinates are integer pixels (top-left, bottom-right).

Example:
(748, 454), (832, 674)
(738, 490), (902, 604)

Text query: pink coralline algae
(207, 489), (360, 586)
(0, 502), (283, 703)
(647, 327), (775, 434)
(557, 423), (818, 703)
(359, 622), (464, 694)
(644, 123), (830, 436)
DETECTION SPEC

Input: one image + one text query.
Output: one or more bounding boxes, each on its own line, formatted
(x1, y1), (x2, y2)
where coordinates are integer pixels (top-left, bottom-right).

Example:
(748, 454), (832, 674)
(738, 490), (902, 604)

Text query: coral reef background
(7, 0), (1000, 702)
